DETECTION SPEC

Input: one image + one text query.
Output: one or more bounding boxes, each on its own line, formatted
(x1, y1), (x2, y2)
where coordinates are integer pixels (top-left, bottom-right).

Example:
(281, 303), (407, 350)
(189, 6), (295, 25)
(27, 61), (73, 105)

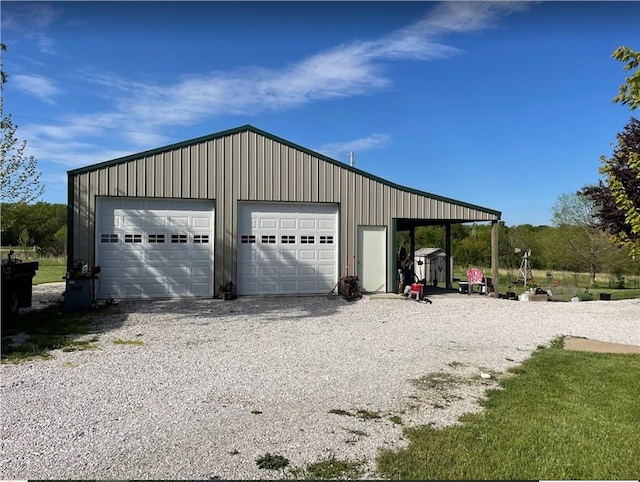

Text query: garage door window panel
(171, 234), (188, 244)
(194, 234), (210, 243)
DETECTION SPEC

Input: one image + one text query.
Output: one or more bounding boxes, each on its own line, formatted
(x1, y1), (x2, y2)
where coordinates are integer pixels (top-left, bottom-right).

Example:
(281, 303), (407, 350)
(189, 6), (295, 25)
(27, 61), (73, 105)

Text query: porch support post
(409, 224), (416, 264)
(445, 223), (452, 289)
(491, 220), (499, 296)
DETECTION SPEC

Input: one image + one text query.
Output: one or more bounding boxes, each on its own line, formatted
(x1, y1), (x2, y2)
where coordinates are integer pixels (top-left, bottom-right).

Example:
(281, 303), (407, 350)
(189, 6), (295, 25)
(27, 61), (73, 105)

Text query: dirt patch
(564, 337), (640, 354)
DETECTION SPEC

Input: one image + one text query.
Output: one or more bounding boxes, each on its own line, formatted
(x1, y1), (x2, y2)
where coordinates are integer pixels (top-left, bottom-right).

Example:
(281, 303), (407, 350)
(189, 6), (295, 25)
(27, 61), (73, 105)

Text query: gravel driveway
(2, 284), (639, 479)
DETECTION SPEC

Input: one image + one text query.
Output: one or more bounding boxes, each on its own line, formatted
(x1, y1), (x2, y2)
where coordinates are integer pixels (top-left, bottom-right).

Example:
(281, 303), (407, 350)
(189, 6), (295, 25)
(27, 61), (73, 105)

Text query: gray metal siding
(69, 128), (499, 294)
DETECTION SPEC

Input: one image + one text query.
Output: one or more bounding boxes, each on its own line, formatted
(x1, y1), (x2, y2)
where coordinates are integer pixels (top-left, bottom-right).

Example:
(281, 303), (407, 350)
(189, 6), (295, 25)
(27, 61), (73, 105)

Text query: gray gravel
(1, 284), (639, 479)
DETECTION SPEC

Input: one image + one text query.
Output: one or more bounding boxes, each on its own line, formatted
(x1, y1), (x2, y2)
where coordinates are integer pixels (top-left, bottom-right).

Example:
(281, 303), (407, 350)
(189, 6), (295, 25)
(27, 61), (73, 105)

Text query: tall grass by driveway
(376, 340), (640, 480)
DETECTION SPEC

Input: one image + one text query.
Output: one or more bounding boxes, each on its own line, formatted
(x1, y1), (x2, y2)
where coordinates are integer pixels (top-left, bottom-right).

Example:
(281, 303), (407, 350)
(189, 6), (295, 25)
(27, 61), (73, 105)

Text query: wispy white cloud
(81, 1), (530, 141)
(12, 74), (61, 103)
(317, 134), (393, 160)
(22, 1), (531, 182)
(1, 3), (59, 54)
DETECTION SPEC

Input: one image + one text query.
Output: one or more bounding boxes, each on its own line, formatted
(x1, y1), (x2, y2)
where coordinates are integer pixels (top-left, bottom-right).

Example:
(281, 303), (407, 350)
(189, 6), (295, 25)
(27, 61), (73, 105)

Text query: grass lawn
(376, 339), (640, 480)
(33, 257), (66, 284)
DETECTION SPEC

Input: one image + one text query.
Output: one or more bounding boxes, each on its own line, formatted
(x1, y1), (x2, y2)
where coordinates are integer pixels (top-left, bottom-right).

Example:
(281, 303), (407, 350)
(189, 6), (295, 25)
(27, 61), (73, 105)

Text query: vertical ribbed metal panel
(70, 127), (499, 296)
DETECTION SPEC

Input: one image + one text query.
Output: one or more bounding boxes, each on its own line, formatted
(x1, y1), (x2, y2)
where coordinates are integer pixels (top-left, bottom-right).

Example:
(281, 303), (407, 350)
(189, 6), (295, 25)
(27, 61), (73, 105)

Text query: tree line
(398, 220), (636, 287)
(1, 202), (67, 256)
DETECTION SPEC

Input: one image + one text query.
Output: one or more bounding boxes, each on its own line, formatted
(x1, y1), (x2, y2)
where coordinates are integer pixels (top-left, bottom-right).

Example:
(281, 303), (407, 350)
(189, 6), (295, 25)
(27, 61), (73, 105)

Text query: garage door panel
(260, 266), (277, 276)
(169, 266), (190, 277)
(96, 198), (214, 299)
(237, 202), (338, 295)
(299, 266), (316, 275)
(99, 249), (122, 261)
(279, 249), (297, 261)
(169, 216), (189, 228)
(191, 266), (211, 277)
(260, 250), (278, 261)
(121, 250), (144, 262)
(192, 219), (211, 229)
(122, 267), (145, 278)
(240, 265), (258, 277)
(191, 282), (212, 296)
(318, 219), (335, 230)
(279, 280), (298, 291)
(169, 250), (189, 261)
(318, 265), (335, 275)
(241, 280), (259, 293)
(192, 248), (212, 261)
(141, 282), (167, 296)
(279, 218), (297, 229)
(299, 250), (317, 260)
(299, 280), (318, 291)
(299, 219), (316, 230)
(260, 218), (278, 229)
(124, 216), (145, 228)
(147, 217), (166, 228)
(147, 251), (170, 262)
(280, 266), (297, 276)
(260, 281), (278, 292)
(318, 250), (335, 260)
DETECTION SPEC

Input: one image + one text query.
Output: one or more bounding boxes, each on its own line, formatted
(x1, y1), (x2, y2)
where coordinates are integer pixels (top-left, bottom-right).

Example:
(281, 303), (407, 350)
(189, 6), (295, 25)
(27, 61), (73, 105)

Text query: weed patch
(1, 307), (103, 362)
(256, 453), (289, 471)
(356, 409), (381, 420)
(295, 455), (365, 480)
(328, 408), (352, 416)
(112, 338), (144, 346)
(411, 371), (471, 390)
(389, 415), (404, 425)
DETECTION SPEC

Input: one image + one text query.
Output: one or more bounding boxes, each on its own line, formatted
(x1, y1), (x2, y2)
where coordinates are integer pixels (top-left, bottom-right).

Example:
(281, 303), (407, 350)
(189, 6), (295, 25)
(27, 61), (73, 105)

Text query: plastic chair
(466, 268), (486, 295)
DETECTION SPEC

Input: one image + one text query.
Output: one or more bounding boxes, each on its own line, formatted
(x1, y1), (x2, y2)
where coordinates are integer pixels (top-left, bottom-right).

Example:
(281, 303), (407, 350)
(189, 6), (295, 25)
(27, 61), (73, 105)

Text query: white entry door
(357, 225), (387, 293)
(95, 197), (214, 299)
(237, 202), (338, 295)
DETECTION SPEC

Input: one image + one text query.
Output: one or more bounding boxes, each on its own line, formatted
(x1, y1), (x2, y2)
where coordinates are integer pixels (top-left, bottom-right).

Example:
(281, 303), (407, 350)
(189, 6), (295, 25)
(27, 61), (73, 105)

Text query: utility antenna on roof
(349, 151), (355, 167)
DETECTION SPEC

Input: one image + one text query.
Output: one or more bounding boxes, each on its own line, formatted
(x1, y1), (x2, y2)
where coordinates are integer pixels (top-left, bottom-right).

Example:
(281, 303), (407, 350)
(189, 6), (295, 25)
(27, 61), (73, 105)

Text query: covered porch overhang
(393, 217), (500, 291)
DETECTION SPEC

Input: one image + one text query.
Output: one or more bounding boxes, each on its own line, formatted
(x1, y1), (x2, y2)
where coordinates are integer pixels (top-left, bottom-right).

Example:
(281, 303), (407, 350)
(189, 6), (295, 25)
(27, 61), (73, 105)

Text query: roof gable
(68, 124), (500, 217)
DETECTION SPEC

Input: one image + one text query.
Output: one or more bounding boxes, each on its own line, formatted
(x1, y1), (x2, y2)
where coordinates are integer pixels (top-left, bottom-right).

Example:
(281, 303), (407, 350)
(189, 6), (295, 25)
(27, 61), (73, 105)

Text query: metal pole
(491, 221), (499, 296)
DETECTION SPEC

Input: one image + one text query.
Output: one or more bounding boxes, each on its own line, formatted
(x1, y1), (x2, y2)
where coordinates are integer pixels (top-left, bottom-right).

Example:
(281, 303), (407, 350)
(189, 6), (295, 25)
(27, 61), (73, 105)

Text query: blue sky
(2, 1), (639, 226)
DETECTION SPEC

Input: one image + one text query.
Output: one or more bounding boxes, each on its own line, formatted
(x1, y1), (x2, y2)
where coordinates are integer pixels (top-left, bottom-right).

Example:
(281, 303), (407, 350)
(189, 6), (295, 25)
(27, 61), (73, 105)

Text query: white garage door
(237, 203), (338, 295)
(95, 198), (214, 299)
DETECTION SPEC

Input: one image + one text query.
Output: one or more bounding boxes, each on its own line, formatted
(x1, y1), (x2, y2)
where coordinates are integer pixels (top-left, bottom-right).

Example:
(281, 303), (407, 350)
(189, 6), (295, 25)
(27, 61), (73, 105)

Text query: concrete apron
(564, 337), (640, 354)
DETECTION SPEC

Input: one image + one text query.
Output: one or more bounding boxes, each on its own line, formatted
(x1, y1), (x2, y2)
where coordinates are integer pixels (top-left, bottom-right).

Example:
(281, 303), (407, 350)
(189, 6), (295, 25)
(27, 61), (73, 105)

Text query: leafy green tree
(454, 224), (491, 268)
(1, 43), (7, 85)
(587, 46), (640, 257)
(613, 46), (640, 110)
(581, 118), (640, 256)
(1, 43), (45, 206)
(551, 193), (624, 286)
(1, 202), (66, 254)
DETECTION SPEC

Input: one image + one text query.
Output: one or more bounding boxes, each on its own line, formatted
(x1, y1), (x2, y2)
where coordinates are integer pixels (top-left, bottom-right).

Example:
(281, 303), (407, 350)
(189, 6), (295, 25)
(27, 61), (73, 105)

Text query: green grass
(1, 306), (102, 362)
(376, 340), (640, 480)
(255, 453), (289, 471)
(300, 455), (365, 479)
(453, 267), (640, 301)
(112, 338), (144, 346)
(33, 257), (67, 284)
